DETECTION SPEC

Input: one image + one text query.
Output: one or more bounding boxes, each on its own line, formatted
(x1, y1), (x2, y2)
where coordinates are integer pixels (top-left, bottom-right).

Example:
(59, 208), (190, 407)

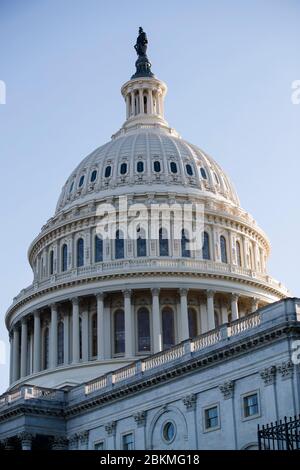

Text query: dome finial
(131, 27), (154, 79)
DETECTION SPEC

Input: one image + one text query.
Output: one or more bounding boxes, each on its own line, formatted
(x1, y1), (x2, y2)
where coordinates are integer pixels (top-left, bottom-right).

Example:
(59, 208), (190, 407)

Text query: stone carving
(182, 393), (197, 410)
(219, 380), (234, 399)
(105, 421), (116, 436)
(260, 366), (276, 386)
(133, 410), (146, 427)
(278, 361), (294, 380)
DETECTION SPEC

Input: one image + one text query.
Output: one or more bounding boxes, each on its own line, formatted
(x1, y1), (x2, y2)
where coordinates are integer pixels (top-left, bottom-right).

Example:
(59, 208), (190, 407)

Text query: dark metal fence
(258, 415), (300, 450)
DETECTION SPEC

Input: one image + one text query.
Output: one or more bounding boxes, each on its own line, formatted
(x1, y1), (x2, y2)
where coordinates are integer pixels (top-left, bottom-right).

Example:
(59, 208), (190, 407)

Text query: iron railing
(258, 415), (300, 450)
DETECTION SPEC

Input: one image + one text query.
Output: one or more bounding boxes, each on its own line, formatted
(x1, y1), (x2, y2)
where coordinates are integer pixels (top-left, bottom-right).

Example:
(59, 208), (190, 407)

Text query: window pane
(122, 433), (134, 450)
(115, 230), (124, 259)
(205, 406), (218, 429)
(114, 309), (125, 354)
(154, 161), (161, 173)
(181, 229), (190, 258)
(137, 234), (146, 257)
(188, 308), (197, 338)
(200, 167), (207, 179)
(120, 163), (127, 175)
(77, 238), (84, 267)
(62, 244), (68, 272)
(137, 308), (150, 352)
(79, 175), (85, 187)
(44, 328), (49, 370)
(104, 166), (111, 178)
(49, 250), (54, 275)
(57, 322), (64, 365)
(186, 164), (193, 176)
(90, 170), (97, 182)
(137, 161), (144, 173)
(170, 162), (178, 174)
(244, 394), (258, 417)
(220, 236), (228, 263)
(159, 228), (169, 256)
(162, 308), (175, 349)
(202, 232), (210, 260)
(95, 236), (103, 262)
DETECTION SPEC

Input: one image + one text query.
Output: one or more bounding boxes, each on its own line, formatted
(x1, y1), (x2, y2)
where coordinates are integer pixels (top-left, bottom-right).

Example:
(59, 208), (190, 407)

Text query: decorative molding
(260, 366), (276, 386)
(182, 393), (197, 410)
(133, 410), (146, 427)
(278, 361), (294, 380)
(105, 421), (116, 436)
(51, 436), (68, 450)
(219, 380), (234, 399)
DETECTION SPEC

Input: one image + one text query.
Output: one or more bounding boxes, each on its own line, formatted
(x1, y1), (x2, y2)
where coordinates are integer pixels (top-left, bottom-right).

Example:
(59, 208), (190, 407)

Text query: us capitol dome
(6, 28), (289, 392)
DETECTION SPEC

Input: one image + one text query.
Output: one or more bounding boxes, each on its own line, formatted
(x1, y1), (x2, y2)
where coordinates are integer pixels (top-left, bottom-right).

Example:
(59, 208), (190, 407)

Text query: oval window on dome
(200, 167), (207, 179)
(170, 162), (178, 174)
(153, 161), (161, 173)
(104, 165), (112, 178)
(90, 170), (97, 183)
(137, 161), (144, 173)
(186, 164), (193, 176)
(162, 421), (176, 443)
(120, 162), (127, 175)
(69, 181), (74, 193)
(78, 175), (85, 188)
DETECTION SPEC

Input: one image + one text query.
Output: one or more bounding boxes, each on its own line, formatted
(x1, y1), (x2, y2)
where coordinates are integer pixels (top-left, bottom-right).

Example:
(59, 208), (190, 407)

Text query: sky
(0, 0), (299, 394)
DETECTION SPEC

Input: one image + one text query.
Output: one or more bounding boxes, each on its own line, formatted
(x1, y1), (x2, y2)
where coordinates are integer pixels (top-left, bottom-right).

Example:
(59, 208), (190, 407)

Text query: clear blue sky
(0, 0), (299, 393)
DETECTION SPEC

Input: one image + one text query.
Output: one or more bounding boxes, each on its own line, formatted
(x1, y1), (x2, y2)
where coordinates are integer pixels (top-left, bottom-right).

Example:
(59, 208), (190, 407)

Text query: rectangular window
(94, 441), (104, 450)
(243, 393), (259, 418)
(205, 406), (219, 430)
(122, 433), (134, 450)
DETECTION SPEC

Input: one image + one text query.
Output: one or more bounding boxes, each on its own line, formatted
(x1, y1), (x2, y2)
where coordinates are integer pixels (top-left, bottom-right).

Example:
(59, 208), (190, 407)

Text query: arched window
(153, 161), (161, 173)
(162, 307), (175, 350)
(137, 229), (147, 257)
(92, 314), (97, 357)
(220, 236), (228, 263)
(120, 163), (127, 175)
(90, 170), (97, 182)
(202, 232), (210, 260)
(62, 244), (68, 272)
(49, 250), (54, 275)
(181, 229), (190, 258)
(115, 230), (124, 259)
(170, 162), (178, 174)
(188, 308), (198, 338)
(159, 228), (169, 256)
(137, 161), (144, 173)
(95, 235), (103, 262)
(57, 322), (64, 365)
(43, 328), (49, 370)
(137, 307), (150, 352)
(79, 175), (85, 187)
(104, 165), (112, 178)
(77, 238), (84, 267)
(236, 241), (242, 267)
(200, 167), (207, 179)
(114, 309), (125, 354)
(186, 164), (193, 176)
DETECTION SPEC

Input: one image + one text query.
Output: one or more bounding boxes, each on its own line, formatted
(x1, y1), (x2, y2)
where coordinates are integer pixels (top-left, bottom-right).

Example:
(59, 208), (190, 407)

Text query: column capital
(179, 288), (189, 297)
(182, 393), (197, 411)
(133, 410), (146, 427)
(151, 287), (160, 296)
(123, 289), (132, 299)
(219, 380), (234, 399)
(33, 309), (40, 318)
(21, 316), (28, 325)
(71, 297), (79, 306)
(96, 292), (104, 301)
(260, 365), (276, 386)
(207, 290), (215, 298)
(50, 302), (58, 311)
(105, 421), (116, 436)
(231, 293), (239, 302)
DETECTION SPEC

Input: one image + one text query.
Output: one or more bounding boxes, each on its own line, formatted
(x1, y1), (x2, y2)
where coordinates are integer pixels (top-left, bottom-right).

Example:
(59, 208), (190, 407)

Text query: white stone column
(251, 297), (259, 313)
(97, 293), (105, 360)
(33, 311), (41, 373)
(63, 312), (70, 365)
(200, 301), (208, 333)
(126, 94), (130, 119)
(221, 303), (229, 324)
(12, 326), (20, 382)
(50, 303), (58, 369)
(152, 288), (162, 353)
(156, 91), (160, 114)
(207, 290), (215, 330)
(9, 332), (13, 385)
(20, 318), (28, 378)
(82, 309), (89, 362)
(124, 290), (134, 357)
(131, 91), (135, 116)
(231, 294), (239, 321)
(148, 89), (153, 114)
(72, 297), (80, 363)
(180, 289), (190, 341)
(139, 89), (143, 114)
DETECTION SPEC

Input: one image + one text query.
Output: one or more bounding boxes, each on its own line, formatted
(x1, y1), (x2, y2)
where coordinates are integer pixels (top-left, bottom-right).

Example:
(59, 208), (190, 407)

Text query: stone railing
(142, 343), (185, 372)
(191, 329), (221, 352)
(0, 385), (65, 409)
(112, 363), (137, 383)
(84, 376), (107, 395)
(10, 258), (289, 308)
(229, 311), (261, 337)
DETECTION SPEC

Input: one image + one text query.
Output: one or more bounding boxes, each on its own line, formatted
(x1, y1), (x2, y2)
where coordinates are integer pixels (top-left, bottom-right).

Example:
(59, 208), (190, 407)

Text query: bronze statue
(134, 27), (148, 57)
(131, 27), (154, 79)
